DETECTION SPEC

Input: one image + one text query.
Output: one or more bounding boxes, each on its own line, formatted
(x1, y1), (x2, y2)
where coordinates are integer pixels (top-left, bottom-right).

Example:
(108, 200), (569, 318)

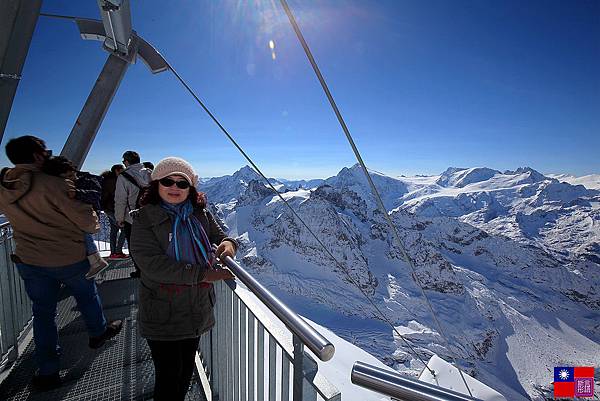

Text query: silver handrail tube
(351, 361), (483, 401)
(219, 253), (335, 362)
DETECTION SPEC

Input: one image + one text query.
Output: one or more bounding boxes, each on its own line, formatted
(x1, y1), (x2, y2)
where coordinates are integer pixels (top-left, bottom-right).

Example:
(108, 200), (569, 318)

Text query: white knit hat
(151, 157), (198, 186)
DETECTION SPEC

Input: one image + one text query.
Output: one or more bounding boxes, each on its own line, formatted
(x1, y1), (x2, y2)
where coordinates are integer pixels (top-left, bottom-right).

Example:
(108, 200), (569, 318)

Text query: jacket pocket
(139, 283), (171, 324)
(140, 297), (171, 324)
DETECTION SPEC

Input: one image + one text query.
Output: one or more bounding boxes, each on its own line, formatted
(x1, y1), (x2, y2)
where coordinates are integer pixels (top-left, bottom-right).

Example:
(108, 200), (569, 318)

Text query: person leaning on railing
(130, 156), (237, 401)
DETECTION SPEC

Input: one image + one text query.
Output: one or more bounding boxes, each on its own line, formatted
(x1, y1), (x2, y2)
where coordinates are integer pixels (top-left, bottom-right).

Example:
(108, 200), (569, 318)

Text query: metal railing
(198, 254), (340, 401)
(351, 361), (482, 401)
(0, 222), (32, 374)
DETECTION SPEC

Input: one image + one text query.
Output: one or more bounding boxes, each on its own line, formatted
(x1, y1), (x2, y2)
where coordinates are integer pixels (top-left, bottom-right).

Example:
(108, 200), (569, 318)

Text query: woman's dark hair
(111, 164), (124, 174)
(139, 180), (207, 209)
(42, 156), (76, 177)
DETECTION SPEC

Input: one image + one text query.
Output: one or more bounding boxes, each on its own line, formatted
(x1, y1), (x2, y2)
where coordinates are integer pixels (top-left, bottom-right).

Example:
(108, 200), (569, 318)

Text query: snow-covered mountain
(199, 165), (600, 401)
(547, 173), (600, 190)
(399, 166), (600, 265)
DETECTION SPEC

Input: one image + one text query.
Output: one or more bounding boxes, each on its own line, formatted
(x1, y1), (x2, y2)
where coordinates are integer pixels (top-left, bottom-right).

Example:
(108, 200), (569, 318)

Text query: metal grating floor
(0, 260), (207, 401)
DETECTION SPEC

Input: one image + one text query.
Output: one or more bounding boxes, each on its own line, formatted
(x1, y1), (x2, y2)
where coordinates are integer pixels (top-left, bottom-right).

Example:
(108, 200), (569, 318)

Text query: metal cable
(279, 0), (473, 394)
(40, 9), (436, 374)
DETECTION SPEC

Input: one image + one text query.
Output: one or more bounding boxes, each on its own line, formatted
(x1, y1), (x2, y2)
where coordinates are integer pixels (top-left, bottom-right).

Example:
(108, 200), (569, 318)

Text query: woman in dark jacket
(130, 157), (236, 401)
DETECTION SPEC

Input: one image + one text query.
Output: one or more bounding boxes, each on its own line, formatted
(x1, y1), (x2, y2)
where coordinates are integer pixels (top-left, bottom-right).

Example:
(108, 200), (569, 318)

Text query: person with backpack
(101, 164), (127, 259)
(115, 151), (152, 277)
(0, 136), (122, 390)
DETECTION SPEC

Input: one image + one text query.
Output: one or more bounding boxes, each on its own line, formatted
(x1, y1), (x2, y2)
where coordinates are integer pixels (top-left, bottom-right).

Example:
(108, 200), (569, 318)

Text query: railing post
(293, 334), (319, 401)
(0, 226), (20, 367)
(209, 327), (215, 394)
(301, 351), (318, 401)
(292, 334), (304, 401)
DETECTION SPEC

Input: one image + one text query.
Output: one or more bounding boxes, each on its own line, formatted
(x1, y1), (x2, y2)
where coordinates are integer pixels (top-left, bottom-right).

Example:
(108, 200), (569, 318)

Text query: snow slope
(547, 173), (600, 190)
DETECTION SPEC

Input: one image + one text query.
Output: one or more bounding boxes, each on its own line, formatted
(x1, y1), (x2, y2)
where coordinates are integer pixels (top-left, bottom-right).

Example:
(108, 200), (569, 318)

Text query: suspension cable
(278, 0), (473, 395)
(40, 10), (437, 375)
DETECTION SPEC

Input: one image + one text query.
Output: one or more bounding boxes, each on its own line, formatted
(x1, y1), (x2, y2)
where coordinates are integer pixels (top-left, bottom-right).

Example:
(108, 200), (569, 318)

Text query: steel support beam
(0, 0), (43, 143)
(60, 53), (129, 168)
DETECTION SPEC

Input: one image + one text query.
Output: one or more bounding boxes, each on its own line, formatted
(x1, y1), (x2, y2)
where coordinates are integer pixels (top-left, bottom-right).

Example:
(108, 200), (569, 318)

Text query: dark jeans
(84, 233), (97, 255)
(16, 259), (107, 375)
(147, 337), (201, 401)
(123, 222), (139, 272)
(106, 212), (125, 254)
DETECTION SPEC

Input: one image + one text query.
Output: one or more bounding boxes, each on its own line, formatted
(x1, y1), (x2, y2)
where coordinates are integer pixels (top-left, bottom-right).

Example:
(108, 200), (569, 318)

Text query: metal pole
(292, 335), (304, 401)
(60, 52), (129, 169)
(351, 362), (483, 401)
(0, 0), (43, 143)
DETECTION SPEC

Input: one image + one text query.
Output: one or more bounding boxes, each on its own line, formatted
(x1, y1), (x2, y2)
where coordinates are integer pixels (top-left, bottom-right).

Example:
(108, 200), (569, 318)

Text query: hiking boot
(86, 253), (109, 279)
(89, 320), (123, 349)
(32, 372), (61, 391)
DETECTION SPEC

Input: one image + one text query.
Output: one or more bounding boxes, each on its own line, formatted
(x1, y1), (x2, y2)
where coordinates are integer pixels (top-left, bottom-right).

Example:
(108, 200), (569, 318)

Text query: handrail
(351, 361), (483, 401)
(219, 253), (335, 362)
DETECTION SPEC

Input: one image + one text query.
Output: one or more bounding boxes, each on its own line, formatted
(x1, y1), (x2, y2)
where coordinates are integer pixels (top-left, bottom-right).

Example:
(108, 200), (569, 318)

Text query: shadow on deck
(0, 260), (206, 401)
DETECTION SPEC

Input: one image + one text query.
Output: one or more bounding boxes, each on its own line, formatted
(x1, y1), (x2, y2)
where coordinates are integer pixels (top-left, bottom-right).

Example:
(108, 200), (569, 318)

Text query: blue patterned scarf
(160, 200), (213, 268)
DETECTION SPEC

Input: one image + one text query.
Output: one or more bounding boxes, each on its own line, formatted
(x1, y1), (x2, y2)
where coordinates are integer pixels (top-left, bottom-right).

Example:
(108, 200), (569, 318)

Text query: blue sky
(2, 0), (599, 179)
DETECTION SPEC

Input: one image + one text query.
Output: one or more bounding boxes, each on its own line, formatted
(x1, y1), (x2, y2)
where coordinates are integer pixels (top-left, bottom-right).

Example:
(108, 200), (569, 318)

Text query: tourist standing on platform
(130, 157), (237, 401)
(0, 136), (122, 390)
(101, 164), (127, 259)
(114, 150), (151, 278)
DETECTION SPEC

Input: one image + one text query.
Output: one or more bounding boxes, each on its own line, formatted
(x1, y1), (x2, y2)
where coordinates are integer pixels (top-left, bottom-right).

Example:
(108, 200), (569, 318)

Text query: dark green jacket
(130, 203), (237, 340)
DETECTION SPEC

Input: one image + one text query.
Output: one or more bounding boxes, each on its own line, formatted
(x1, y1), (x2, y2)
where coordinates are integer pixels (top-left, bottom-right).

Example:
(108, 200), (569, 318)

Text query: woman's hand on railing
(201, 268), (235, 283)
(215, 240), (236, 261)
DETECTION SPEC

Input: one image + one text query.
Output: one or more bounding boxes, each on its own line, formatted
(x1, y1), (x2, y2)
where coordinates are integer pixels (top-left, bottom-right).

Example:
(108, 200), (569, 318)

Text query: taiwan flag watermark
(554, 366), (595, 398)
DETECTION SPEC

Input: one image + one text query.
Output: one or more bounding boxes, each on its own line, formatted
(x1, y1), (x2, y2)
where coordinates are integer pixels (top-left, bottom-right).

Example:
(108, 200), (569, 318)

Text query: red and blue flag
(554, 366), (595, 398)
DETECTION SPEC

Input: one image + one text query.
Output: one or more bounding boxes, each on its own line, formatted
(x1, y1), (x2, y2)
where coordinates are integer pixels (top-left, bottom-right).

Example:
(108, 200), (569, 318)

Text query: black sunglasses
(159, 177), (190, 189)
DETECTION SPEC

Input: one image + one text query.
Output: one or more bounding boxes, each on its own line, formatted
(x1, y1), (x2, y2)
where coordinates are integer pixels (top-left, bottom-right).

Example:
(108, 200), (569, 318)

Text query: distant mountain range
(201, 164), (600, 401)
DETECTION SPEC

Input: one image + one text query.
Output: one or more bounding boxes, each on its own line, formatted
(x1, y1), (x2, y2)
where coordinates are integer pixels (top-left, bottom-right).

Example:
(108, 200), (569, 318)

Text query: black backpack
(120, 171), (148, 209)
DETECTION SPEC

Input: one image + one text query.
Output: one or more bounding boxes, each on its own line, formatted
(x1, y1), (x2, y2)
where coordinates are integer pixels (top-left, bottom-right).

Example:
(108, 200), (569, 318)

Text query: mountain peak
(436, 167), (499, 188)
(234, 165), (258, 176)
(506, 167), (547, 182)
(232, 165), (261, 183)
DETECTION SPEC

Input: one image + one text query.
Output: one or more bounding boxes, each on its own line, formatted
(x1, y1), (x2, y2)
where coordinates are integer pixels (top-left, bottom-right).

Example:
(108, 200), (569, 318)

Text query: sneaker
(109, 252), (129, 259)
(86, 253), (109, 279)
(89, 320), (123, 349)
(32, 372), (61, 391)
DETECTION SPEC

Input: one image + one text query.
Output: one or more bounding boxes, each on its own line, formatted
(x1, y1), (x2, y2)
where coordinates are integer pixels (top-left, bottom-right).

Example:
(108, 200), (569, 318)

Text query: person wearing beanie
(129, 156), (237, 401)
